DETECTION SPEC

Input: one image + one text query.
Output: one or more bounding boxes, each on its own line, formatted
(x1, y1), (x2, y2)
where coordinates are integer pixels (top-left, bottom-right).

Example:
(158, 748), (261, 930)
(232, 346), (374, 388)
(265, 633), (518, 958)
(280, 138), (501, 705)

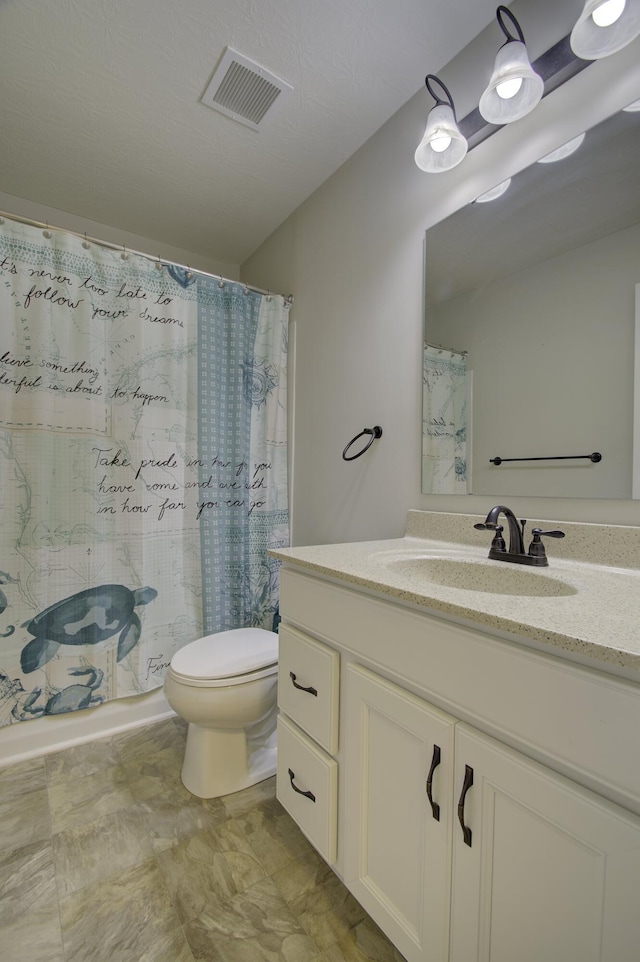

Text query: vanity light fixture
(478, 6), (543, 125)
(414, 75), (468, 173)
(537, 132), (586, 163)
(571, 0), (640, 59)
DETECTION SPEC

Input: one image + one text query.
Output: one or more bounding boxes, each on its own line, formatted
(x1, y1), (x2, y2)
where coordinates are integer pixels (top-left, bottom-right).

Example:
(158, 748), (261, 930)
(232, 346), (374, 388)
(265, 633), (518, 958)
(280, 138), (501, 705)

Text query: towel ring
(342, 426), (383, 461)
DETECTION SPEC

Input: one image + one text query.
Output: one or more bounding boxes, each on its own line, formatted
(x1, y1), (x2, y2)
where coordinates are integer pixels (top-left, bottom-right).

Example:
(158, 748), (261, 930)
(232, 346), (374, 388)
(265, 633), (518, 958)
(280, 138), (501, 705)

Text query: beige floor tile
(113, 717), (185, 764)
(48, 763), (134, 833)
(155, 819), (267, 924)
(184, 876), (320, 962)
(0, 906), (65, 962)
(0, 718), (400, 962)
(232, 796), (314, 875)
(44, 735), (121, 783)
(0, 755), (47, 797)
(0, 838), (63, 962)
(0, 785), (51, 854)
(52, 804), (153, 897)
(0, 838), (56, 925)
(136, 787), (228, 853)
(272, 851), (366, 952)
(59, 858), (194, 962)
(320, 918), (407, 962)
(221, 774), (277, 817)
(122, 742), (186, 800)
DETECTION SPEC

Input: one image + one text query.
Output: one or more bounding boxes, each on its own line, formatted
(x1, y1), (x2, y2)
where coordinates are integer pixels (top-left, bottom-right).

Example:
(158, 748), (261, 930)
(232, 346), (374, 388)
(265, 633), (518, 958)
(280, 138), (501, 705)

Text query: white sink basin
(382, 557), (577, 597)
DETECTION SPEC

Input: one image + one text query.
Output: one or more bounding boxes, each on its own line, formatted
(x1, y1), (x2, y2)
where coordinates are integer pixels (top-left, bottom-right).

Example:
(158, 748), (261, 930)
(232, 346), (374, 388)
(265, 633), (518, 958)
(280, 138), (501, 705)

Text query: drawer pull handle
(457, 764), (474, 847)
(288, 768), (316, 802)
(426, 744), (441, 821)
(289, 671), (318, 697)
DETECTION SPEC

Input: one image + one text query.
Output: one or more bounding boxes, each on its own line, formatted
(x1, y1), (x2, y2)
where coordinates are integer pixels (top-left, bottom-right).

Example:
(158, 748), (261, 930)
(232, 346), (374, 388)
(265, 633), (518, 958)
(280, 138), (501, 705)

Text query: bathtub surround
(0, 216), (288, 732)
(0, 716), (403, 962)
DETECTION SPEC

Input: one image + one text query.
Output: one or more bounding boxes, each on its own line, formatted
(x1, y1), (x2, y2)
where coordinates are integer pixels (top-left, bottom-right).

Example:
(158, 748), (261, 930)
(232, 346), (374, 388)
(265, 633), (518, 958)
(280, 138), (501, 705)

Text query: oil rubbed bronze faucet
(474, 505), (565, 567)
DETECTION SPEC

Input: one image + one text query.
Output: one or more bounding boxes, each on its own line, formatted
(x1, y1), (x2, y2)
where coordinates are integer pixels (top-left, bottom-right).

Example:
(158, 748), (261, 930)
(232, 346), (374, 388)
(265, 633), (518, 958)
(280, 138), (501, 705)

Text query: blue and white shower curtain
(0, 217), (288, 725)
(422, 345), (468, 494)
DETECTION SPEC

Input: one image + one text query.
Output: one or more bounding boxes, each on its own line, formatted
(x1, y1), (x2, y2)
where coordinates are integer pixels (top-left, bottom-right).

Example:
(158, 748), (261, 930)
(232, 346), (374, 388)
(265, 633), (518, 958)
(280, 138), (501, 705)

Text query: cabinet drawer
(276, 714), (338, 864)
(278, 624), (339, 754)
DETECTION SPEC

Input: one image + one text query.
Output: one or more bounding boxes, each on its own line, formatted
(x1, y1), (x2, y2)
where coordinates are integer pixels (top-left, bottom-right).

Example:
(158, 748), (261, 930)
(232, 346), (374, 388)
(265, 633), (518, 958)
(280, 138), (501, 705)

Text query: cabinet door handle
(426, 744), (441, 821)
(457, 764), (474, 847)
(289, 671), (318, 697)
(288, 768), (316, 802)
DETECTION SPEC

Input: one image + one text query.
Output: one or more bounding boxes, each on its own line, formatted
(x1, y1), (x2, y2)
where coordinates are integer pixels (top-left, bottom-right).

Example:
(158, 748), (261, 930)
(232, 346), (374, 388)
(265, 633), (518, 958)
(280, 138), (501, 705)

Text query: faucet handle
(528, 527), (565, 561)
(474, 522), (506, 552)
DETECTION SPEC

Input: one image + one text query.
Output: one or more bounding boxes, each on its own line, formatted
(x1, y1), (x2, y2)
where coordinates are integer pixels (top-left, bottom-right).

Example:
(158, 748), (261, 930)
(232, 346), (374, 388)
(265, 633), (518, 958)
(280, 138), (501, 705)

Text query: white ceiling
(0, 0), (500, 265)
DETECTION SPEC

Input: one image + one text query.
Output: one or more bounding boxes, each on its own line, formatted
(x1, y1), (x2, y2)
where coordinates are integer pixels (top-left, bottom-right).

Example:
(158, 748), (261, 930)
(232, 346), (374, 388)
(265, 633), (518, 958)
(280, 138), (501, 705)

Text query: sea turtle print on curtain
(0, 217), (289, 724)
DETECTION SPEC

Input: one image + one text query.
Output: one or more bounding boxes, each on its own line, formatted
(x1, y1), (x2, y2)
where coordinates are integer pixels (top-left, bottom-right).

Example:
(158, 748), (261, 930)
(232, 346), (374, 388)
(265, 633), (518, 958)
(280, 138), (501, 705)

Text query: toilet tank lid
(171, 627), (278, 680)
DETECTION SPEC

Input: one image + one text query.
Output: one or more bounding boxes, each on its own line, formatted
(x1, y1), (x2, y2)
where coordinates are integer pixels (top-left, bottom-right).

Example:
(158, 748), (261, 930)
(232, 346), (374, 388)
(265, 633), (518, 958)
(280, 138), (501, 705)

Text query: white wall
(0, 190), (239, 279)
(242, 2), (640, 546)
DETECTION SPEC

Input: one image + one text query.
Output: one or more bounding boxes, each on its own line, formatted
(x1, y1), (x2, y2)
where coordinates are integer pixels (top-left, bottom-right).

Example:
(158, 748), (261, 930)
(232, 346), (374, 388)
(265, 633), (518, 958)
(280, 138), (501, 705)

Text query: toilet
(164, 627), (279, 799)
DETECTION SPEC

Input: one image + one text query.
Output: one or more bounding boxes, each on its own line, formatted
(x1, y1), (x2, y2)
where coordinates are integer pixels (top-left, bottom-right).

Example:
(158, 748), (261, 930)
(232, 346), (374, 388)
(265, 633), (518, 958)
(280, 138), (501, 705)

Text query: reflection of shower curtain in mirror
(0, 217), (288, 726)
(422, 346), (468, 494)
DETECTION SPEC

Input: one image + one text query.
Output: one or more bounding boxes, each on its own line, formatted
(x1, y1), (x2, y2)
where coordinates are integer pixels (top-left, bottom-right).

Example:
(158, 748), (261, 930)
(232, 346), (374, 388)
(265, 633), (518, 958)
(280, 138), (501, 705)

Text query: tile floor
(0, 716), (406, 962)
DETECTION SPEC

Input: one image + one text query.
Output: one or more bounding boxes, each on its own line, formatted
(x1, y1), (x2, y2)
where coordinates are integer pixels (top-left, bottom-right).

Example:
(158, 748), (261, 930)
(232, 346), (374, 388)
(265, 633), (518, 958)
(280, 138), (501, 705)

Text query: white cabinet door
(450, 724), (640, 962)
(343, 665), (456, 962)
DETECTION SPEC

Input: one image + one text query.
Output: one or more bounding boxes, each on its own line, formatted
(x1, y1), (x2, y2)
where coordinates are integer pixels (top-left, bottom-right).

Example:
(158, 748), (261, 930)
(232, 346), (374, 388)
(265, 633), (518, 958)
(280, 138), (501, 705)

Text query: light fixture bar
(459, 34), (590, 150)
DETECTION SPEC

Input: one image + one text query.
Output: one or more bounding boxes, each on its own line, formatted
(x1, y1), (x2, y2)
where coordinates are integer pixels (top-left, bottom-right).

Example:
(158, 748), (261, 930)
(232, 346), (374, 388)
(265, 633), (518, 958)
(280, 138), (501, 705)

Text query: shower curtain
(422, 345), (468, 494)
(0, 217), (289, 725)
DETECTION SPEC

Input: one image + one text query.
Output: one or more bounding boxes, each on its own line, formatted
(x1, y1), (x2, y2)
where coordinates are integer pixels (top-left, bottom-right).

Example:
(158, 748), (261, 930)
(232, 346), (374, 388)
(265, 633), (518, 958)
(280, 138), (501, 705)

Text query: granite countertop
(270, 511), (640, 676)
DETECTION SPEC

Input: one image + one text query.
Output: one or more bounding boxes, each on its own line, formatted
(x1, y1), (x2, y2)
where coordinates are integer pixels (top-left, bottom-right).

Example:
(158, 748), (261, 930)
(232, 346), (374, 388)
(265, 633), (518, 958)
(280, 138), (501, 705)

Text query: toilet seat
(169, 627), (278, 688)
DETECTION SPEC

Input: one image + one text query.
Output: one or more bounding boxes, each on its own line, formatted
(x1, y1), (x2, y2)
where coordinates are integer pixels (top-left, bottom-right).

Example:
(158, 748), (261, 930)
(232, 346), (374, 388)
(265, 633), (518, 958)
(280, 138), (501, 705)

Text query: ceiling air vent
(201, 48), (293, 131)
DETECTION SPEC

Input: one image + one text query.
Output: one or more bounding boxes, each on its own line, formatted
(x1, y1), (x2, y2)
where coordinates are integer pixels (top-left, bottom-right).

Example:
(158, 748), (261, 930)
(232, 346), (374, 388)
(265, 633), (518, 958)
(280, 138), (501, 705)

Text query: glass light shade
(474, 178), (512, 203)
(414, 104), (468, 173)
(479, 41), (544, 124)
(570, 0), (640, 59)
(537, 133), (586, 163)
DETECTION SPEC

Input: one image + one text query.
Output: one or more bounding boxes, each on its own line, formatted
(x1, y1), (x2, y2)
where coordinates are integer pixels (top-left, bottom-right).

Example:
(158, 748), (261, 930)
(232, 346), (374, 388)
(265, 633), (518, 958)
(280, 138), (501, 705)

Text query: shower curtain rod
(0, 209), (294, 304)
(424, 339), (468, 356)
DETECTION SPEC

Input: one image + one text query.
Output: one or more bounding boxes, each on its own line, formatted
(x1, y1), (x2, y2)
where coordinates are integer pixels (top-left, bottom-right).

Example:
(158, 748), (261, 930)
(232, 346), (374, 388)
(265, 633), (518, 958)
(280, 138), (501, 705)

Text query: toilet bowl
(164, 627), (279, 799)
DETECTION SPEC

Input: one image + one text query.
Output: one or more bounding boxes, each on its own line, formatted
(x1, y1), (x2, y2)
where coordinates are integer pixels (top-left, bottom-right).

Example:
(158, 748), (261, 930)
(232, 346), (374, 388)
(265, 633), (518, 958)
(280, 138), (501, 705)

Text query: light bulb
(496, 76), (523, 100)
(591, 0), (626, 26)
(430, 133), (452, 152)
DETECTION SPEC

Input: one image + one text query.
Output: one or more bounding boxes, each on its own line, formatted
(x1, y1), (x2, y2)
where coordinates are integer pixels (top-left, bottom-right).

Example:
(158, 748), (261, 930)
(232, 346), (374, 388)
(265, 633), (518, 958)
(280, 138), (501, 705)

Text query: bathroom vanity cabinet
(274, 564), (640, 962)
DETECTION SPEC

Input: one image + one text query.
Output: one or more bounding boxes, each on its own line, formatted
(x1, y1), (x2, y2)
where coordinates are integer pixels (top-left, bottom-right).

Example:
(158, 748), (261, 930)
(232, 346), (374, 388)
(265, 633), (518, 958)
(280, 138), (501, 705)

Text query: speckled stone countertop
(270, 511), (640, 677)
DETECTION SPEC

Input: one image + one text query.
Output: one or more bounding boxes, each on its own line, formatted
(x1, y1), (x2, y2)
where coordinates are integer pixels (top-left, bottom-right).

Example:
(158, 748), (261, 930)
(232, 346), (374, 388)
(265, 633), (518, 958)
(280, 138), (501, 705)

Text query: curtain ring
(120, 245), (129, 260)
(266, 290), (272, 302)
(185, 266), (192, 279)
(342, 426), (383, 461)
(218, 277), (225, 289)
(82, 232), (90, 249)
(43, 223), (52, 239)
(155, 255), (163, 271)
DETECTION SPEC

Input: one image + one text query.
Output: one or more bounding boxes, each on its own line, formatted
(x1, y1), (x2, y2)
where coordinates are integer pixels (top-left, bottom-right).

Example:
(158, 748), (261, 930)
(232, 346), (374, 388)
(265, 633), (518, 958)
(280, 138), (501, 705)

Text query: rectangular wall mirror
(422, 102), (640, 499)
